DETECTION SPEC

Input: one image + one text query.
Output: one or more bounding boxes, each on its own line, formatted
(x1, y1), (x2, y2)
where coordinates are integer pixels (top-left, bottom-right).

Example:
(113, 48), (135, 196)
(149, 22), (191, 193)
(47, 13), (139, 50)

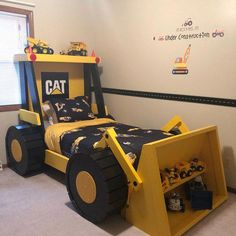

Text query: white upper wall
(93, 0), (236, 98)
(33, 0), (96, 54)
(91, 0), (236, 188)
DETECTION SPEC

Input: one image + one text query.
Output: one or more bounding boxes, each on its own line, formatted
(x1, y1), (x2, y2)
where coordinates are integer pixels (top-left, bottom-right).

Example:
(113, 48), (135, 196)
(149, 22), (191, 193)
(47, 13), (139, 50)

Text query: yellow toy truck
(24, 37), (54, 54)
(175, 161), (193, 179)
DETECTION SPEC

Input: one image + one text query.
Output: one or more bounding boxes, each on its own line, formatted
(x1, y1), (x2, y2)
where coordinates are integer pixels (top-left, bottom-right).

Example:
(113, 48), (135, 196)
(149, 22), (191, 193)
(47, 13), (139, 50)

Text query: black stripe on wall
(100, 87), (236, 108)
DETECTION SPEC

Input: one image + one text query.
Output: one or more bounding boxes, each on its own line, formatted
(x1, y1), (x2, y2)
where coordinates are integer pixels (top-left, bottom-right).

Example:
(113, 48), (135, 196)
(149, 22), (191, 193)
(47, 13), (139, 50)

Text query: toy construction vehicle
(165, 192), (185, 212)
(60, 42), (87, 56)
(160, 171), (170, 191)
(24, 37), (54, 54)
(172, 44), (191, 75)
(164, 167), (181, 185)
(175, 161), (193, 179)
(190, 158), (205, 172)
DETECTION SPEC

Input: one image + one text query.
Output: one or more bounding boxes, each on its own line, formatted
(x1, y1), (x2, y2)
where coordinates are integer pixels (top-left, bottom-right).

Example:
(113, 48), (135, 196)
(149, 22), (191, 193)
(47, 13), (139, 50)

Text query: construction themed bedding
(45, 118), (173, 167)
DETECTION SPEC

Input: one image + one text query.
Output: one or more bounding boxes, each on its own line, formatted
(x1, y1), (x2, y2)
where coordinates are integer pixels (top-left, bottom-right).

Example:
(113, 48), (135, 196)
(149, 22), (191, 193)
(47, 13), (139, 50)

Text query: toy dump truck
(24, 37), (54, 54)
(60, 42), (87, 56)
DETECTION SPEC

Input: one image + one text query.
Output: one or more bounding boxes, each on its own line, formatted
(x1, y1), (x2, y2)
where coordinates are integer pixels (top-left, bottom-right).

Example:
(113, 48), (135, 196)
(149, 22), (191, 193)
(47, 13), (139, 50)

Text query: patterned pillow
(48, 97), (95, 123)
(42, 101), (58, 125)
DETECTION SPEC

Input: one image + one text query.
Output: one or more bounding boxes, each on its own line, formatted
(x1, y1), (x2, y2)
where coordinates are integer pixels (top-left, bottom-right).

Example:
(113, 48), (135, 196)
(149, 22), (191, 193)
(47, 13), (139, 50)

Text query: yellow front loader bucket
(124, 126), (227, 236)
(97, 117), (227, 236)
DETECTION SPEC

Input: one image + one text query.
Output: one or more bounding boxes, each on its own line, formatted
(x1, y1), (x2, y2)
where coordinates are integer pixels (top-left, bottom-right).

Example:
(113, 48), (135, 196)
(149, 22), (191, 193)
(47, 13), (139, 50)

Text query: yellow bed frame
(15, 54), (227, 236)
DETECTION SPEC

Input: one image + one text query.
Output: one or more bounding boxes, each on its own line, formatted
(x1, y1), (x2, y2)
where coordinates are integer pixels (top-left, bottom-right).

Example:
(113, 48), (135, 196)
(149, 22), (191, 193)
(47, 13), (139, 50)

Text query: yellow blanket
(45, 118), (116, 154)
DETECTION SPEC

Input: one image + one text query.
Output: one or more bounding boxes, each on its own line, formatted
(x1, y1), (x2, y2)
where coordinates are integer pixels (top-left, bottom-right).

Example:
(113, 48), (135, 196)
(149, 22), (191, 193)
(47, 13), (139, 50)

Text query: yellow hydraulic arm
(94, 128), (143, 191)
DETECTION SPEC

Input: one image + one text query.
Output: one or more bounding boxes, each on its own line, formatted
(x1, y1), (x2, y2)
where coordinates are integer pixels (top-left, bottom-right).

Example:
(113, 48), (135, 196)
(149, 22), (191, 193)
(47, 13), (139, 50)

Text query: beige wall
(92, 1), (236, 188)
(0, 0), (95, 165)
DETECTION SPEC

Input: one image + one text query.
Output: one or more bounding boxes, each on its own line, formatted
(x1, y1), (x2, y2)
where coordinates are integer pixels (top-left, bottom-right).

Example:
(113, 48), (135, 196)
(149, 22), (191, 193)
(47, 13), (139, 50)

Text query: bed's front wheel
(66, 149), (128, 223)
(6, 125), (45, 176)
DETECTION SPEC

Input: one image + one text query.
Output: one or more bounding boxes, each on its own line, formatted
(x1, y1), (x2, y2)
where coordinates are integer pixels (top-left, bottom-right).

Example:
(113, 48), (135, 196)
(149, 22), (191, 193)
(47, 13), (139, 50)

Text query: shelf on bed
(14, 53), (99, 64)
(164, 169), (206, 194)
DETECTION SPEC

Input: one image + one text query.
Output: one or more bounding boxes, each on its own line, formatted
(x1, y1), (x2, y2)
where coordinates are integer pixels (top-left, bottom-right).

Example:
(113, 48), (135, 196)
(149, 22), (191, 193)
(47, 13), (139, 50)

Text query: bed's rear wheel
(66, 149), (128, 223)
(6, 125), (45, 176)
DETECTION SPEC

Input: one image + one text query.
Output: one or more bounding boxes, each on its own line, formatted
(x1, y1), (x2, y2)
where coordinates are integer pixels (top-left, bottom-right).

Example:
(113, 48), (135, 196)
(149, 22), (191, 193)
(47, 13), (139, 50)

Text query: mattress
(45, 118), (173, 168)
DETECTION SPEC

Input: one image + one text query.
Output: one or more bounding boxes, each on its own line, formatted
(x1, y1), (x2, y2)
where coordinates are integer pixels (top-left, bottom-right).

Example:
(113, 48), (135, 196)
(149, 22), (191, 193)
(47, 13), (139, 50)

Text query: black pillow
(49, 97), (95, 123)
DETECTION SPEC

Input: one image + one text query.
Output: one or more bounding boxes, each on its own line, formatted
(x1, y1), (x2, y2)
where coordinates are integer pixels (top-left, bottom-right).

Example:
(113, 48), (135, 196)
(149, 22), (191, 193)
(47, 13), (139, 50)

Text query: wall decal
(172, 44), (191, 75)
(153, 18), (224, 42)
(212, 30), (224, 38)
(182, 18), (193, 27)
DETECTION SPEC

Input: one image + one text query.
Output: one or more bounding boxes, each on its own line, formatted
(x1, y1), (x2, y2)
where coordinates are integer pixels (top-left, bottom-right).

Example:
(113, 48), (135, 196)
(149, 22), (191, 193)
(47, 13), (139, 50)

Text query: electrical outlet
(0, 161), (3, 171)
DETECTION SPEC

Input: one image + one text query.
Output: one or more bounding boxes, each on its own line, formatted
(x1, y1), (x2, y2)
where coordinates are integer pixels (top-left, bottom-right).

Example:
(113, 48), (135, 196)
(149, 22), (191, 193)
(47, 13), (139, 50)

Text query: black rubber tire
(81, 50), (87, 56)
(187, 170), (193, 177)
(197, 166), (204, 172)
(49, 48), (54, 54)
(69, 50), (78, 56)
(180, 171), (187, 179)
(66, 149), (128, 223)
(24, 47), (30, 53)
(6, 125), (45, 176)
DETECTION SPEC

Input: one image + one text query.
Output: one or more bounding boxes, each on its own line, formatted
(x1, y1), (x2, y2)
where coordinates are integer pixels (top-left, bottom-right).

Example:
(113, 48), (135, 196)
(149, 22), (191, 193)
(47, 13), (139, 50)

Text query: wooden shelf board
(164, 169), (206, 194)
(168, 194), (227, 236)
(14, 54), (99, 64)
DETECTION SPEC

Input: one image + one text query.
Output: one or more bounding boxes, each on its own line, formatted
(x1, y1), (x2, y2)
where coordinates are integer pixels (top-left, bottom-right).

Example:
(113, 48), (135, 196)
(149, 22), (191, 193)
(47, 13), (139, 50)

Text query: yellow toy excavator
(172, 44), (191, 75)
(24, 37), (54, 54)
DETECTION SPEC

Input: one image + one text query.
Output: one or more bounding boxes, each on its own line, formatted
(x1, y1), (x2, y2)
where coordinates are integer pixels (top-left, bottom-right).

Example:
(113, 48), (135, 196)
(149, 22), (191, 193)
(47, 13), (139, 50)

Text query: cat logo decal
(42, 72), (69, 102)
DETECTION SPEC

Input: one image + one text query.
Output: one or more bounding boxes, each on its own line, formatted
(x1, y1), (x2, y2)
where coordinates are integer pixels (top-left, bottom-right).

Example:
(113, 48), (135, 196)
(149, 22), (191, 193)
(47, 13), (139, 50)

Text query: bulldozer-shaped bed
(7, 54), (227, 236)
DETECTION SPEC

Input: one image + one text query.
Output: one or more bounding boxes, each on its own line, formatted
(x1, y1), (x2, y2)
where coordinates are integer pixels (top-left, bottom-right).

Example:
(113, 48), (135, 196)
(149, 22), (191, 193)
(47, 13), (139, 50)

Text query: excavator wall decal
(172, 44), (191, 75)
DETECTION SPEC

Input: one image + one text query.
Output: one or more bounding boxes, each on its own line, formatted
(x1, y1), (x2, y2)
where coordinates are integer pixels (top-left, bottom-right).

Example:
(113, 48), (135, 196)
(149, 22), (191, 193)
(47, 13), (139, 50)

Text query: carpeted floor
(0, 168), (235, 236)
